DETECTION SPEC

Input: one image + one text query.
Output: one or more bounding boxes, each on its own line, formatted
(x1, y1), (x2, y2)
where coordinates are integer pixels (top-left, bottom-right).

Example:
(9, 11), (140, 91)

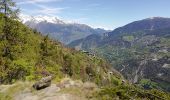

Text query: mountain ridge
(69, 17), (170, 92)
(21, 15), (109, 44)
(109, 17), (170, 36)
(0, 13), (170, 99)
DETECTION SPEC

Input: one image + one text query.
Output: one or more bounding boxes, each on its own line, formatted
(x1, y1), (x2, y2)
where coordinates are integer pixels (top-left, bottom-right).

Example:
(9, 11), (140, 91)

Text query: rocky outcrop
(33, 76), (52, 90)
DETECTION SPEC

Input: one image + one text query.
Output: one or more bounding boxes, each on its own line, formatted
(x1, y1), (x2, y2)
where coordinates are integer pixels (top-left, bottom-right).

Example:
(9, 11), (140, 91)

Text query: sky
(14, 0), (170, 30)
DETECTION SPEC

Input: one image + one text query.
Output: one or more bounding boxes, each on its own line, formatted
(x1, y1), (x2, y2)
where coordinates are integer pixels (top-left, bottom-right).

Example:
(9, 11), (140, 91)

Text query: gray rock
(33, 76), (52, 90)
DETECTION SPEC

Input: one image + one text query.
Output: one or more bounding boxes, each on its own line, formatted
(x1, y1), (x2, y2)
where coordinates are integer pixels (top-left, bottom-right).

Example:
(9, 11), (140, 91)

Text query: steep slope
(0, 14), (170, 100)
(22, 15), (108, 44)
(0, 13), (120, 85)
(69, 17), (170, 92)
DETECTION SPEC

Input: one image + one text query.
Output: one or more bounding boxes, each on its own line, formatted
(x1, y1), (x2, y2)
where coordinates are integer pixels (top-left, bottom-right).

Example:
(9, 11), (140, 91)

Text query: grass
(96, 84), (170, 100)
(0, 92), (12, 100)
(0, 81), (35, 100)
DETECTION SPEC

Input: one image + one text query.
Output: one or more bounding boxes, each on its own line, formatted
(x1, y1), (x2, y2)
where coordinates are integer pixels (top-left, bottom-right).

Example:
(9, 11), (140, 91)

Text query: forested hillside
(69, 17), (170, 92)
(0, 1), (170, 99)
(0, 13), (121, 85)
(0, 12), (170, 100)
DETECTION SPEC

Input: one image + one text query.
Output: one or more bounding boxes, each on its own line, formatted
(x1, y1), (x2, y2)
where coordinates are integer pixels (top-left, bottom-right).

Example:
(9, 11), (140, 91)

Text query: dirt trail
(0, 79), (95, 100)
(14, 84), (86, 100)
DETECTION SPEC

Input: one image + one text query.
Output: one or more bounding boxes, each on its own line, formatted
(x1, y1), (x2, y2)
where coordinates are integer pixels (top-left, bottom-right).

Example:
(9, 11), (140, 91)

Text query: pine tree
(0, 0), (19, 18)
(41, 35), (49, 59)
(0, 1), (20, 83)
(0, 0), (19, 40)
(0, 0), (19, 59)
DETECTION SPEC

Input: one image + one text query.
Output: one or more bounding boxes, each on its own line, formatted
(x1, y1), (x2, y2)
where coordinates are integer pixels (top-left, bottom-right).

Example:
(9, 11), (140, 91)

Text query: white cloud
(16, 0), (68, 17)
(17, 0), (62, 5)
(31, 3), (68, 16)
(35, 7), (67, 16)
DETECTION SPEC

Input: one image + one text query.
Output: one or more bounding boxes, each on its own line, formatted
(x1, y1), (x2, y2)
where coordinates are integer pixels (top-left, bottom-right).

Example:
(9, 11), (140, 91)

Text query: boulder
(33, 76), (52, 90)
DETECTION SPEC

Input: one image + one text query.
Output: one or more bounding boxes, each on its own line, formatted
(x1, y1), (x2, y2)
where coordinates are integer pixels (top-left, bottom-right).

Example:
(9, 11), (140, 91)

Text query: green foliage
(110, 76), (121, 86)
(97, 85), (170, 100)
(0, 92), (12, 100)
(139, 79), (158, 90)
(0, 0), (20, 19)
(94, 29), (170, 92)
(0, 13), (117, 85)
(122, 35), (134, 42)
(160, 37), (170, 47)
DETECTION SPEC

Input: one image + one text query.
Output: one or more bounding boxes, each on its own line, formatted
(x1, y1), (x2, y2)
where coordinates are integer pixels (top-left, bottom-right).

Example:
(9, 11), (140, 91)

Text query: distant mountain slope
(1, 14), (170, 100)
(69, 17), (170, 92)
(68, 34), (103, 50)
(22, 15), (108, 44)
(109, 17), (170, 36)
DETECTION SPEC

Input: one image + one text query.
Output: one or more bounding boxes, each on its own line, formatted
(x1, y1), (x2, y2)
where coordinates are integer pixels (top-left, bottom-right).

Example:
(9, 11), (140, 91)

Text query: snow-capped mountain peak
(19, 14), (65, 24)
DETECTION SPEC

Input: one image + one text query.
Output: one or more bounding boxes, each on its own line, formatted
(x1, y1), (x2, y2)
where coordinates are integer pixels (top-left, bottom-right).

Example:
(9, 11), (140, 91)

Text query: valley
(22, 15), (109, 44)
(0, 0), (170, 100)
(69, 17), (170, 92)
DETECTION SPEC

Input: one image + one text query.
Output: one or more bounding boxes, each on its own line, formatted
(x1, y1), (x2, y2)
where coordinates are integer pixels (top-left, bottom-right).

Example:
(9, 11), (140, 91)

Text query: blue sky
(15, 0), (170, 30)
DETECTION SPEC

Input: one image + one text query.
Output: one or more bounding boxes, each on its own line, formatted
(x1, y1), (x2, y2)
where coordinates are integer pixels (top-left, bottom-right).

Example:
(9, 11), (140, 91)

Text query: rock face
(33, 76), (52, 90)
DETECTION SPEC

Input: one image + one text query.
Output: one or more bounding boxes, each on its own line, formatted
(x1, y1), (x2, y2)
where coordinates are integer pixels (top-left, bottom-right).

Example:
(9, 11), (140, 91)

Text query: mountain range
(1, 12), (170, 99)
(20, 15), (109, 44)
(0, 13), (119, 85)
(20, 15), (170, 92)
(69, 17), (170, 92)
